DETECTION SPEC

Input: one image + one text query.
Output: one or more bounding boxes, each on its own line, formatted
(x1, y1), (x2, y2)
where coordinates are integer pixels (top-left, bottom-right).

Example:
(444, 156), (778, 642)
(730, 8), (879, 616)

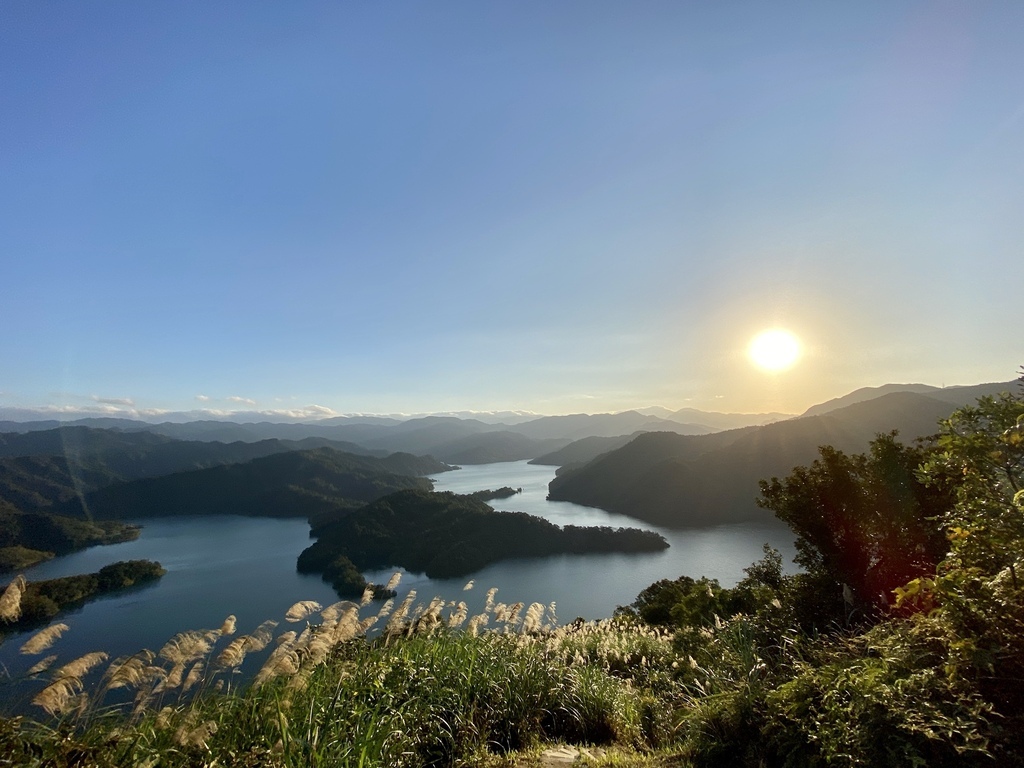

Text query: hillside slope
(548, 391), (985, 527)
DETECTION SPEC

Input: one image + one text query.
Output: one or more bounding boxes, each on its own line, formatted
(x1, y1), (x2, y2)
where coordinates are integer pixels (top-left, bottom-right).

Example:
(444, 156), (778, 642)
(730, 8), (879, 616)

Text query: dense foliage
(64, 448), (433, 521)
(0, 502), (140, 573)
(298, 489), (668, 583)
(468, 486), (522, 501)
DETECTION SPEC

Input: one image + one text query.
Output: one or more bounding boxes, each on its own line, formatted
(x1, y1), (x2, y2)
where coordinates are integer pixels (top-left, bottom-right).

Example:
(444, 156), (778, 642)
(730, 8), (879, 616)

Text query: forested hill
(548, 390), (990, 527)
(297, 489), (668, 583)
(56, 448), (438, 521)
(0, 426), (385, 486)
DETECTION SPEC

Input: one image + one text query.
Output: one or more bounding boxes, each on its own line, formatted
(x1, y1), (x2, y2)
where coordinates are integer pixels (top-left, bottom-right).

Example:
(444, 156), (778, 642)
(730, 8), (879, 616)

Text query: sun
(748, 329), (801, 372)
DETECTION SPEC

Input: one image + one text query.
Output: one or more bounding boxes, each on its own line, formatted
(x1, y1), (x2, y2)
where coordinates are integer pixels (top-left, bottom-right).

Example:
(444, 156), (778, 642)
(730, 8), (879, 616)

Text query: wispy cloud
(304, 404), (336, 417)
(227, 395), (257, 406)
(91, 395), (135, 406)
(195, 394), (210, 402)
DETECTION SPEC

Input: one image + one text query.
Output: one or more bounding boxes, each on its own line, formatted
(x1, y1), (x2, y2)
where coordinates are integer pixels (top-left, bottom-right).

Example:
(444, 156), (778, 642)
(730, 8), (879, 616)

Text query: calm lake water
(0, 461), (794, 707)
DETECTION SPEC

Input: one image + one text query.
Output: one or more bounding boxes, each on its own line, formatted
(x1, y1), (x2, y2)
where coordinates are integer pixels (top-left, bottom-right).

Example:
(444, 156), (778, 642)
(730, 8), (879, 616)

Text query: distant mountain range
(547, 380), (1018, 528)
(0, 409), (721, 464)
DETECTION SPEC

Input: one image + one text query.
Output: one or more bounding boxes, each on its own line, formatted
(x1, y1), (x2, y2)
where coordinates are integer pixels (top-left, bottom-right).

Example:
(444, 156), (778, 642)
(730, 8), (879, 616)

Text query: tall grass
(0, 577), (682, 767)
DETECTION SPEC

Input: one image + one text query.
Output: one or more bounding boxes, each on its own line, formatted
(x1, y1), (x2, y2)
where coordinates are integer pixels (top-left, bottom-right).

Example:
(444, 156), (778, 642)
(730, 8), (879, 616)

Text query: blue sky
(2, 1), (1022, 419)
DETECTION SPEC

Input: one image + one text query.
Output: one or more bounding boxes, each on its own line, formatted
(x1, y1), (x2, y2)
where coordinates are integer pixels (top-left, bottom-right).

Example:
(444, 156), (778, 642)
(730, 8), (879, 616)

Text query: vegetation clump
(469, 486), (522, 501)
(298, 489), (668, 583)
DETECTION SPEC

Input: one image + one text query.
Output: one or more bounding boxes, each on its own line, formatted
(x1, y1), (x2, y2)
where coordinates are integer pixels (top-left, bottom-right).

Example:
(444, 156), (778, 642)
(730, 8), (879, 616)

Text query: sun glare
(748, 329), (801, 372)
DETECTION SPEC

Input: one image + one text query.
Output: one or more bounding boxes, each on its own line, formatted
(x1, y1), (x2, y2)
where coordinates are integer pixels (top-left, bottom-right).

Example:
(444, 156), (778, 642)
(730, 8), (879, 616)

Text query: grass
(0, 577), (686, 768)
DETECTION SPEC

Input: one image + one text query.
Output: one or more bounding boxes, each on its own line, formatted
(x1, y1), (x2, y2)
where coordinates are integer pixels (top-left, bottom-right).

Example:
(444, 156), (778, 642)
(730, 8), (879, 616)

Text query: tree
(758, 432), (952, 615)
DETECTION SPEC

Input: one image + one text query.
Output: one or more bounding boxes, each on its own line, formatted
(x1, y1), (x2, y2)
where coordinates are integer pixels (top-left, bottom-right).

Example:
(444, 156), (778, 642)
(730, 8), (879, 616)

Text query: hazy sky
(2, 2), (1022, 419)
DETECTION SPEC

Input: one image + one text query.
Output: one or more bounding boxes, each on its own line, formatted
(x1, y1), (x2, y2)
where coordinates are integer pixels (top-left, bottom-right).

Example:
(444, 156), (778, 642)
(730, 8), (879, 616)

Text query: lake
(0, 460), (795, 705)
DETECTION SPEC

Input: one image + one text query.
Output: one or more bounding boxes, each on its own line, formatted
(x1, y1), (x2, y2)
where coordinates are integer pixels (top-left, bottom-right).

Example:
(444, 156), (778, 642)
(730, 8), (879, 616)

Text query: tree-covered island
(468, 486), (522, 501)
(0, 560), (165, 633)
(298, 489), (668, 589)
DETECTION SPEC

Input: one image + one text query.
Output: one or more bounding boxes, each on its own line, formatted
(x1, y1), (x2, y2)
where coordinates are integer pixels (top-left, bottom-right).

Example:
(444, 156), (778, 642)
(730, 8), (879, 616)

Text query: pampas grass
(3, 581), (686, 768)
(25, 654), (58, 676)
(0, 574), (26, 622)
(219, 615), (237, 636)
(284, 600), (322, 623)
(54, 651), (109, 680)
(32, 676), (83, 716)
(159, 631), (214, 665)
(20, 622), (70, 655)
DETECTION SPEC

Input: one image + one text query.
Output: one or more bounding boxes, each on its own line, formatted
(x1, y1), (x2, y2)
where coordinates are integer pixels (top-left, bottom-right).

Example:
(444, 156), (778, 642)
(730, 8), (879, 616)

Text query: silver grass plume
(284, 600), (322, 623)
(0, 575), (26, 623)
(521, 602), (545, 634)
(384, 572), (402, 591)
(447, 601), (468, 628)
(54, 651), (108, 679)
(219, 615), (237, 636)
(32, 677), (83, 716)
(182, 661), (205, 693)
(103, 651), (156, 691)
(385, 590), (416, 635)
(215, 636), (250, 669)
(25, 655), (58, 676)
(21, 623), (70, 655)
(243, 620), (278, 653)
(320, 601), (358, 623)
(159, 631), (214, 665)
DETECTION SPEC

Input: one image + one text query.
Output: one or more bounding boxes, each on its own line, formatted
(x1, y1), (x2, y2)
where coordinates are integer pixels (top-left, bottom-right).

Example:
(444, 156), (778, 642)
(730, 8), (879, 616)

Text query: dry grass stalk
(376, 598), (395, 619)
(331, 607), (362, 644)
(20, 623), (70, 655)
(154, 662), (186, 694)
(360, 586), (374, 606)
(385, 590), (417, 635)
(467, 613), (489, 637)
(25, 654), (58, 676)
(448, 601), (468, 628)
(219, 615), (237, 636)
(252, 647), (299, 688)
(384, 572), (402, 591)
(275, 630), (297, 647)
(104, 651), (156, 691)
(0, 575), (26, 622)
(215, 636), (249, 668)
(32, 676), (83, 716)
(55, 651), (108, 680)
(320, 601), (357, 623)
(159, 631), (214, 665)
(521, 602), (545, 634)
(284, 600), (322, 623)
(243, 620), (278, 653)
(182, 661), (205, 693)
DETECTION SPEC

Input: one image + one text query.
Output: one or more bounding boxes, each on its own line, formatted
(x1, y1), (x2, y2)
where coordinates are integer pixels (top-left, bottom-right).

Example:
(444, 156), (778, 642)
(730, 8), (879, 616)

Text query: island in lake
(297, 489), (668, 593)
